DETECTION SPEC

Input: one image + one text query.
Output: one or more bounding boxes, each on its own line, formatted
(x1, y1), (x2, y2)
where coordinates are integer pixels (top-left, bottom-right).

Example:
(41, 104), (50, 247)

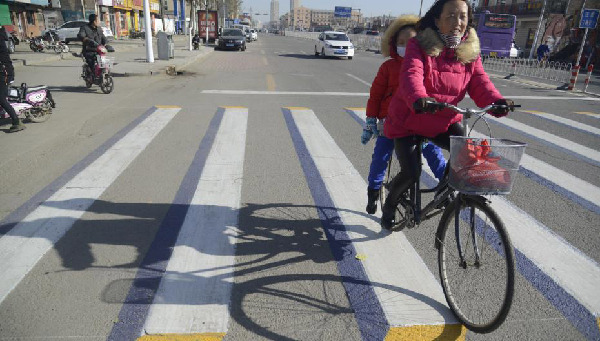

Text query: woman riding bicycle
(380, 0), (515, 230)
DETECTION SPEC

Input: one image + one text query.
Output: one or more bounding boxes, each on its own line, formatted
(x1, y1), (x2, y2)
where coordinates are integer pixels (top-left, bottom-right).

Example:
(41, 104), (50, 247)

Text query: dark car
(216, 28), (247, 51)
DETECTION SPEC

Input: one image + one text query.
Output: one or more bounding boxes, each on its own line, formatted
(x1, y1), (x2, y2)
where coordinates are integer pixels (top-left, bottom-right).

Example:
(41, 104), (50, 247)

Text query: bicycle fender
(434, 195), (488, 250)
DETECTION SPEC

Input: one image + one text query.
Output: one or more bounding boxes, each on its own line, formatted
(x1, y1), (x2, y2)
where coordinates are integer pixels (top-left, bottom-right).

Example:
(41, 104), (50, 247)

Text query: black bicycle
(380, 102), (526, 333)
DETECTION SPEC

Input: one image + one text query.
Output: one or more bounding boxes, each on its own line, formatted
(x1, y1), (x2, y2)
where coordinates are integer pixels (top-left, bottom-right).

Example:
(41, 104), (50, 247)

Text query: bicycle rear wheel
(437, 196), (515, 333)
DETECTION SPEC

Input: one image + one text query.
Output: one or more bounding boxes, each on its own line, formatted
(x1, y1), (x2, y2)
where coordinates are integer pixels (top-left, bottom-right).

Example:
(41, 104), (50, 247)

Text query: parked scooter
(0, 83), (55, 123)
(29, 34), (45, 52)
(81, 44), (114, 94)
(43, 31), (69, 54)
(192, 34), (201, 50)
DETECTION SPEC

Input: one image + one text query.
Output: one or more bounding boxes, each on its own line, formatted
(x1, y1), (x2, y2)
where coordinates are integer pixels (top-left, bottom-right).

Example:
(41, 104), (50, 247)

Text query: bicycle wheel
(437, 196), (515, 333)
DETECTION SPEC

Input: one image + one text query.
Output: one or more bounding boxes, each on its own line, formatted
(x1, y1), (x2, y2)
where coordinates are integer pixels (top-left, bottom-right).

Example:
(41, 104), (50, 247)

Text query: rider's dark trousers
(0, 70), (18, 124)
(382, 122), (465, 213)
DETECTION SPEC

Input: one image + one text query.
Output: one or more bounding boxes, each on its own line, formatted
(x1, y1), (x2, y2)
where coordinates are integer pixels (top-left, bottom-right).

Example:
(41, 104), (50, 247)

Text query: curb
(487, 71), (600, 98)
(175, 47), (213, 72)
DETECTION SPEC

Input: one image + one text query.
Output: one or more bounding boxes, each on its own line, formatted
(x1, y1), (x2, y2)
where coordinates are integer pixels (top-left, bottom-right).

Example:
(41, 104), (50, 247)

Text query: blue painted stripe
(489, 120), (600, 168)
(519, 167), (600, 215)
(421, 172), (599, 340)
(0, 107), (158, 236)
(283, 108), (389, 341)
(344, 109), (366, 128)
(107, 108), (225, 341)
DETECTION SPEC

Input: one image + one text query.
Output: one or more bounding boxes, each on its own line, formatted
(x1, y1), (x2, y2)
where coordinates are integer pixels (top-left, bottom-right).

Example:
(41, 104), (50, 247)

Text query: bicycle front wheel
(437, 196), (515, 333)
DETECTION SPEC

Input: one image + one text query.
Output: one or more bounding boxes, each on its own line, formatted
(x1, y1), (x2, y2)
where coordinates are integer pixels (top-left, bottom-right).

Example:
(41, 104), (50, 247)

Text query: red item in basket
(453, 139), (511, 191)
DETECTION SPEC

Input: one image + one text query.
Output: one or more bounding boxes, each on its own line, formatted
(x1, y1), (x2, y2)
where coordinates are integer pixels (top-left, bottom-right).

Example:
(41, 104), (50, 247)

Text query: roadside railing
(284, 30), (382, 53)
(482, 56), (572, 85)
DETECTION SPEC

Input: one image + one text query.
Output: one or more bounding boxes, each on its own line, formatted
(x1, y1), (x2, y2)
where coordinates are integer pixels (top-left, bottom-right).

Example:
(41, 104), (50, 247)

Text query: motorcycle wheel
(100, 74), (114, 94)
(26, 100), (52, 123)
(62, 45), (70, 53)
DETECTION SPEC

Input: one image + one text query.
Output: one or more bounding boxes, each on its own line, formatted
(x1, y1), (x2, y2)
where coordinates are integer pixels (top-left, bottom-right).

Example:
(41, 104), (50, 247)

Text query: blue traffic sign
(334, 6), (352, 18)
(580, 8), (599, 29)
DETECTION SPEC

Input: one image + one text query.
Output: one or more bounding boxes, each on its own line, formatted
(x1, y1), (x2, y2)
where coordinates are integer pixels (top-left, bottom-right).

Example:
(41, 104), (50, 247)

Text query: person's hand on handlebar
(413, 97), (440, 114)
(490, 99), (515, 117)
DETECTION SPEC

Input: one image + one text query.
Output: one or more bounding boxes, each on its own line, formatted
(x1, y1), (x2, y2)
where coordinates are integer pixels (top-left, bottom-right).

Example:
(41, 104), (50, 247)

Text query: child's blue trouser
(368, 135), (447, 190)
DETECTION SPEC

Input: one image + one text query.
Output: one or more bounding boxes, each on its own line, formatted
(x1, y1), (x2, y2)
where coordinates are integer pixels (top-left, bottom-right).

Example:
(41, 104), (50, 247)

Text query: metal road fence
(482, 56), (573, 85)
(284, 30), (382, 53)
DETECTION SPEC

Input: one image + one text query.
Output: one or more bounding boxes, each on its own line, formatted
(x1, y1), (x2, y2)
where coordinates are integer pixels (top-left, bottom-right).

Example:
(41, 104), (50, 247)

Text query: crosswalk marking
(286, 108), (465, 339)
(520, 110), (600, 136)
(0, 106), (181, 306)
(488, 116), (600, 167)
(141, 107), (247, 337)
(574, 112), (600, 118)
(344, 108), (600, 339)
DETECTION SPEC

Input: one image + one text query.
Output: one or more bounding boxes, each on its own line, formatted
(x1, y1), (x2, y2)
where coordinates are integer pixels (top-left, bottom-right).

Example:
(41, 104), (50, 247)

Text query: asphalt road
(0, 34), (599, 341)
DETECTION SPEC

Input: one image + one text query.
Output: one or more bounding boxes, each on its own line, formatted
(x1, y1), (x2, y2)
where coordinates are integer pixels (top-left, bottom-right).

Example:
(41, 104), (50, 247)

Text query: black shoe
(380, 207), (395, 230)
(366, 188), (380, 214)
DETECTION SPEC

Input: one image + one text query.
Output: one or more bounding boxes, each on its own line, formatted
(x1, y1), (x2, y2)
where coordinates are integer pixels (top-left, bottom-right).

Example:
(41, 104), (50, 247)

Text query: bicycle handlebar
(421, 101), (520, 117)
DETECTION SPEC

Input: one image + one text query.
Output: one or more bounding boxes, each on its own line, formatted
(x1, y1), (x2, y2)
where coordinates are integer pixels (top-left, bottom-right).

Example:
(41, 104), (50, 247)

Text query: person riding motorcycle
(192, 33), (201, 49)
(77, 14), (107, 76)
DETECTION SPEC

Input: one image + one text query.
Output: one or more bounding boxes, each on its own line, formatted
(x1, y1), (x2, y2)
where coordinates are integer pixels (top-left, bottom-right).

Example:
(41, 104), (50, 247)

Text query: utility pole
(528, 0), (547, 59)
(205, 0), (209, 46)
(81, 0), (86, 18)
(143, 0), (154, 62)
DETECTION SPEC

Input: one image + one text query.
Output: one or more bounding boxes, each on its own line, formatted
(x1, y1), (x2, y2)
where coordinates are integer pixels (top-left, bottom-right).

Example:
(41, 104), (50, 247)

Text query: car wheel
(348, 56), (353, 60)
(321, 48), (326, 58)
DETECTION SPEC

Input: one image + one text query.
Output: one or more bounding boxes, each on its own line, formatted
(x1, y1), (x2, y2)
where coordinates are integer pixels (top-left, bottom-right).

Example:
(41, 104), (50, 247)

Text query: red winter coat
(366, 49), (403, 119)
(384, 28), (504, 139)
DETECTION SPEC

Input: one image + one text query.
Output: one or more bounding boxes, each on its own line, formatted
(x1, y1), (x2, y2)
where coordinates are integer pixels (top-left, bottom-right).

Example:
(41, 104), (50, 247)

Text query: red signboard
(198, 10), (218, 41)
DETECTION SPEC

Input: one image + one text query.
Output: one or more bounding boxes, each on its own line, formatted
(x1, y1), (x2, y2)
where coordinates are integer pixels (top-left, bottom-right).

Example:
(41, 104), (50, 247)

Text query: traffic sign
(580, 8), (599, 29)
(334, 6), (352, 18)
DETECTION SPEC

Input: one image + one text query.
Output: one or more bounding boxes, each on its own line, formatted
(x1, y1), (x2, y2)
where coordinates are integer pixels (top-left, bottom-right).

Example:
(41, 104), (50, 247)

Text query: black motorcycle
(29, 36), (44, 52)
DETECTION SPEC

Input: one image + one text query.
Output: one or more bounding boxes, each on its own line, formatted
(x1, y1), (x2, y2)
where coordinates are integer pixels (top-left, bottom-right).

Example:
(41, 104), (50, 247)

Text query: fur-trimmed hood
(381, 15), (419, 58)
(416, 27), (480, 64)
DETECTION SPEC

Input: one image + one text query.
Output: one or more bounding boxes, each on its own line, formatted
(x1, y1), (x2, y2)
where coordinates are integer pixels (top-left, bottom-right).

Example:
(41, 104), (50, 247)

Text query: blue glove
(361, 117), (379, 145)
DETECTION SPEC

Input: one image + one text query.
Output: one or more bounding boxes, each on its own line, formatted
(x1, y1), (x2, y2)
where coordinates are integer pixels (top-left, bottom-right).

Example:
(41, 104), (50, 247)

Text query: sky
(241, 0), (438, 19)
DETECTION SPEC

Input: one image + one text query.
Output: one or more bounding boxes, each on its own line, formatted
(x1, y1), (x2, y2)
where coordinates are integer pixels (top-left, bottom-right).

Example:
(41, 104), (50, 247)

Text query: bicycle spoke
(438, 198), (515, 332)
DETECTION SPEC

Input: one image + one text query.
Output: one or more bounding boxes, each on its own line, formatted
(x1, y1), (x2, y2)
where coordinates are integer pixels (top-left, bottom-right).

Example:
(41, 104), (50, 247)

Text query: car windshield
(325, 33), (349, 41)
(222, 29), (243, 37)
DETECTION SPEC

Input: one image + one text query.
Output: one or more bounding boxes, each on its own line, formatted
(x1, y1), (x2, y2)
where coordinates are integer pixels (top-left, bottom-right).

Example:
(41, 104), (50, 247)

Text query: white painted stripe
(201, 90), (370, 96)
(422, 165), (600, 316)
(346, 73), (372, 87)
(522, 111), (600, 136)
(0, 107), (180, 305)
(467, 131), (600, 210)
(290, 108), (458, 327)
(489, 116), (600, 165)
(142, 108), (247, 335)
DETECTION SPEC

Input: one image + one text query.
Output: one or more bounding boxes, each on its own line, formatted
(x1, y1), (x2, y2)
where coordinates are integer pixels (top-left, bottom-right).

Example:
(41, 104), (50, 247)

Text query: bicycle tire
(437, 196), (515, 333)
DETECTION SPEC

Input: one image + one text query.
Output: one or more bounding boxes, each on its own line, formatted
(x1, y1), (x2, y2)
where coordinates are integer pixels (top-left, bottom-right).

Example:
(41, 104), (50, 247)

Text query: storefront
(7, 0), (49, 40)
(97, 0), (115, 37)
(112, 0), (130, 38)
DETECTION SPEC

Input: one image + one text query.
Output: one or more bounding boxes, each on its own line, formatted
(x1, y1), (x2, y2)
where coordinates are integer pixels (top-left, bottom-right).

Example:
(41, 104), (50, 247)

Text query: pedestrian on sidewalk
(0, 27), (24, 133)
(362, 15), (447, 215)
(537, 40), (550, 62)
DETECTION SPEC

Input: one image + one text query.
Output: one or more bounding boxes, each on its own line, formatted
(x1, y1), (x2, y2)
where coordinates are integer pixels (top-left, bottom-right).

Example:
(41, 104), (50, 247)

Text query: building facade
(270, 0), (278, 26)
(310, 9), (332, 28)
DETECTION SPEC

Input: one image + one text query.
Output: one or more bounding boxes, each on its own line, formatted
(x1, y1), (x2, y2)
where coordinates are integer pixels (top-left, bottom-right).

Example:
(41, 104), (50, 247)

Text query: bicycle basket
(448, 137), (526, 195)
(97, 56), (115, 68)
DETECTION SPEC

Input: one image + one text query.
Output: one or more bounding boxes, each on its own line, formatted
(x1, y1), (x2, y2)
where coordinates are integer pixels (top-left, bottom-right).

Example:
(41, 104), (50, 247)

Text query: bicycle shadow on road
(1, 199), (460, 339)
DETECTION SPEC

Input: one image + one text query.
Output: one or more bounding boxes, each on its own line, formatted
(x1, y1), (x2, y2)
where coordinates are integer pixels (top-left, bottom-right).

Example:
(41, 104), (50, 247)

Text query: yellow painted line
(385, 325), (466, 341)
(138, 333), (226, 341)
(344, 107), (366, 111)
(262, 56), (268, 66)
(266, 74), (276, 91)
(597, 317), (600, 332)
(220, 106), (247, 109)
(574, 111), (600, 116)
(155, 105), (182, 109)
(284, 107), (309, 110)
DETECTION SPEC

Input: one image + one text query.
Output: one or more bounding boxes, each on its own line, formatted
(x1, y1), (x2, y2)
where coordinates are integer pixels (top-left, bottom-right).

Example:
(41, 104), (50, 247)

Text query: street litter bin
(157, 31), (175, 60)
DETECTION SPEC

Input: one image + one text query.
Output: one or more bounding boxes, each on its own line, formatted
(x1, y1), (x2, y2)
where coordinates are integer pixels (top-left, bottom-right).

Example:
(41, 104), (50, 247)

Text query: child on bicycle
(362, 15), (447, 215)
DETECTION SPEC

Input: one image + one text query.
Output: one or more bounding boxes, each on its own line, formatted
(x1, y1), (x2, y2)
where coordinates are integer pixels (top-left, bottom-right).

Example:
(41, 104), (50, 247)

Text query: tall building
(290, 0), (300, 10)
(270, 0), (279, 24)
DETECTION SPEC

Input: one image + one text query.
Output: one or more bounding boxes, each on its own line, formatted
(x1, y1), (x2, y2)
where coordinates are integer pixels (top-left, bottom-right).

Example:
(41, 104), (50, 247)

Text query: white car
(250, 29), (258, 41)
(315, 31), (354, 59)
(49, 20), (113, 43)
